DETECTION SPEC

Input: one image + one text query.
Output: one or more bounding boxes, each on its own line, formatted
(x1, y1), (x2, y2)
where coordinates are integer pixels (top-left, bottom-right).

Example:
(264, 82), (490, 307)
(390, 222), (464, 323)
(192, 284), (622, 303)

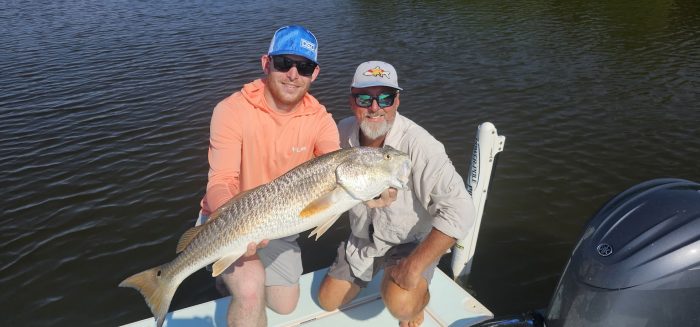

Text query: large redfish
(119, 146), (411, 327)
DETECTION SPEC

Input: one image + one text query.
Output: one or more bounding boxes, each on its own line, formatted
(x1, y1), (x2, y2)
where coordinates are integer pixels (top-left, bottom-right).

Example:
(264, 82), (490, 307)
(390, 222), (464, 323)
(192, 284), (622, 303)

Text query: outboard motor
(546, 178), (700, 327)
(475, 178), (700, 327)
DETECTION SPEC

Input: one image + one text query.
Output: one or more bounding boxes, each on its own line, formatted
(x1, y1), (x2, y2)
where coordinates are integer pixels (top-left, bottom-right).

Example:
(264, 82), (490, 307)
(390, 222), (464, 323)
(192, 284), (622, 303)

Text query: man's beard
(360, 120), (393, 141)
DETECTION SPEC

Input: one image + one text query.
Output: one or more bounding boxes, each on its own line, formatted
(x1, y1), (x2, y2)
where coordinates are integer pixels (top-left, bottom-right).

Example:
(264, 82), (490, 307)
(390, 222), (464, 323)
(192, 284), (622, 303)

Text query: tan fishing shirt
(338, 112), (475, 281)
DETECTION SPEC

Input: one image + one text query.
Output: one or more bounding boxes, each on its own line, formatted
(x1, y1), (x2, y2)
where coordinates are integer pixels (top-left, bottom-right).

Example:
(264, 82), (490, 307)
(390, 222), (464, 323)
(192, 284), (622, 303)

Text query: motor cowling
(545, 178), (700, 327)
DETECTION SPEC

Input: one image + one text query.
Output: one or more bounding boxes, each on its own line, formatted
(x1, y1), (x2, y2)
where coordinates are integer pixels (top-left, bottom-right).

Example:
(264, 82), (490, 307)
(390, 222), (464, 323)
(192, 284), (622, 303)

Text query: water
(1, 0), (698, 325)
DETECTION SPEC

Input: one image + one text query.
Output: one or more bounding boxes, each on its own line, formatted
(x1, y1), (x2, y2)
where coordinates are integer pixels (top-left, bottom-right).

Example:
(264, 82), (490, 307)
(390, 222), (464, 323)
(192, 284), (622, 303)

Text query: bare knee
(318, 280), (341, 311)
(220, 264), (266, 308)
(267, 301), (296, 315)
(384, 291), (418, 320)
(266, 284), (300, 315)
(224, 275), (265, 306)
(266, 296), (297, 315)
(382, 279), (429, 321)
(318, 276), (360, 311)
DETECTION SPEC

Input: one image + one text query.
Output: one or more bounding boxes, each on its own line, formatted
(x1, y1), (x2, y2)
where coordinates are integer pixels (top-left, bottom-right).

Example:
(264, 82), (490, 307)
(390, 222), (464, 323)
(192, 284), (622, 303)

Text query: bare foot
(399, 310), (424, 327)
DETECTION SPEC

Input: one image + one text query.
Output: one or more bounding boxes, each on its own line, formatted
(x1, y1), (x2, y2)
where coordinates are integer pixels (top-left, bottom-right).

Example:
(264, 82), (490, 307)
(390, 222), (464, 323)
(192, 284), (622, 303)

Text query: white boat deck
(123, 268), (492, 327)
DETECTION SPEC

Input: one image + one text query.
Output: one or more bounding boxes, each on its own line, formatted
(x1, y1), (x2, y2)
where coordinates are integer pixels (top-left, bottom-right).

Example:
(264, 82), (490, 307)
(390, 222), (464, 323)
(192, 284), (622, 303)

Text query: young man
(317, 61), (476, 327)
(199, 25), (340, 327)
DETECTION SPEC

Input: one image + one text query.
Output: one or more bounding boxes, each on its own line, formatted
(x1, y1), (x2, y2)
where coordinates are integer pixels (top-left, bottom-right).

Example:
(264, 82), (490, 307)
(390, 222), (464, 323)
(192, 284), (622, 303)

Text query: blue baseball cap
(268, 25), (319, 64)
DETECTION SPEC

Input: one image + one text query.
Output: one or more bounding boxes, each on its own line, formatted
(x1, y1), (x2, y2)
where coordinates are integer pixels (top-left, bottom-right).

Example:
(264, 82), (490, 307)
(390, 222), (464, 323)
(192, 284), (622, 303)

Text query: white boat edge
(121, 267), (493, 327)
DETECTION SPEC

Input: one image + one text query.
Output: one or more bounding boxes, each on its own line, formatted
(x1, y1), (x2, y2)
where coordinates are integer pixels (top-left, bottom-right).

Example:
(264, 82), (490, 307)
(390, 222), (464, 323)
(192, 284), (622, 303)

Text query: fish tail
(119, 265), (178, 327)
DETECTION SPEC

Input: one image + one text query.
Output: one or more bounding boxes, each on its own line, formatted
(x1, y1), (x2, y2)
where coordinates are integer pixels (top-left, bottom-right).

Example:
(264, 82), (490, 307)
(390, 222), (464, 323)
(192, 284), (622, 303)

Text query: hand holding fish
(364, 187), (398, 208)
(244, 240), (270, 257)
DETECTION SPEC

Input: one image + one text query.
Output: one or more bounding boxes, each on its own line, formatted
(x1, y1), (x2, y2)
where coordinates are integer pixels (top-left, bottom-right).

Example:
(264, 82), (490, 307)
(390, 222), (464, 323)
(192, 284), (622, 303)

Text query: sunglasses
(352, 92), (397, 108)
(269, 55), (317, 77)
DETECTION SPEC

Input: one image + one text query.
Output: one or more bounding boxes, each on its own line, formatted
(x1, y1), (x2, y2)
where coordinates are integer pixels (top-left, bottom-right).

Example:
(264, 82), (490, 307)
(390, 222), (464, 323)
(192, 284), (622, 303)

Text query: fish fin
(119, 265), (178, 327)
(309, 213), (343, 241)
(176, 225), (205, 254)
(212, 250), (245, 277)
(300, 186), (345, 218)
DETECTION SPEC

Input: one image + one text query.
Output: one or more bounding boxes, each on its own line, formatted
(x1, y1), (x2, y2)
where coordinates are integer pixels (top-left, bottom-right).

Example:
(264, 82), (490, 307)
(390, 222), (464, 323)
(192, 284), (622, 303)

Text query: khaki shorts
(258, 235), (303, 286)
(327, 240), (438, 288)
(197, 212), (302, 287)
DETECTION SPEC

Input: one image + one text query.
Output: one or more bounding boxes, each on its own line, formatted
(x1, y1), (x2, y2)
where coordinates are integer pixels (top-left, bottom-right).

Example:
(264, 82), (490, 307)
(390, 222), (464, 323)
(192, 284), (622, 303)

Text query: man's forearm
(407, 228), (456, 272)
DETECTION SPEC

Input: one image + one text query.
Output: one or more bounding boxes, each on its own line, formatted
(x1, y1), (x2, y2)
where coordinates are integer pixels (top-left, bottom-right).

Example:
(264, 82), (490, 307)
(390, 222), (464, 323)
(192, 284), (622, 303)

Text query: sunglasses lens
(272, 56), (293, 72)
(353, 93), (396, 108)
(295, 61), (316, 76)
(355, 94), (373, 107)
(271, 56), (316, 76)
(376, 93), (395, 108)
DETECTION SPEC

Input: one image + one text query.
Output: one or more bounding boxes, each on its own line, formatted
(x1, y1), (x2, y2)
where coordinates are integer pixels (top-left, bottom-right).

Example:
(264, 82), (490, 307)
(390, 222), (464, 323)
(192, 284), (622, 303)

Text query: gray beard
(359, 120), (393, 141)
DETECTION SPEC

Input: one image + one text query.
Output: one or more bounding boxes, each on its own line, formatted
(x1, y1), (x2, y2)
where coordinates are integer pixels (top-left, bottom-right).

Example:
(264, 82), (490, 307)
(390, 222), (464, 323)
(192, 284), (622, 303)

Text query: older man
(317, 61), (475, 327)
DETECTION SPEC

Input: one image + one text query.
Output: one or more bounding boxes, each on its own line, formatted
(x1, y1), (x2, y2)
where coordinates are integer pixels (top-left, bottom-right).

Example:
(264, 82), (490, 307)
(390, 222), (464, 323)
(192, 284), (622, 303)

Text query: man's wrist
(405, 253), (427, 275)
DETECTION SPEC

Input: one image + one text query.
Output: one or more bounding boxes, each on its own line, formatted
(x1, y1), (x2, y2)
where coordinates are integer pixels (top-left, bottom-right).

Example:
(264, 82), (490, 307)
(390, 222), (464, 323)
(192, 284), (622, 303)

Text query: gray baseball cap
(351, 61), (402, 90)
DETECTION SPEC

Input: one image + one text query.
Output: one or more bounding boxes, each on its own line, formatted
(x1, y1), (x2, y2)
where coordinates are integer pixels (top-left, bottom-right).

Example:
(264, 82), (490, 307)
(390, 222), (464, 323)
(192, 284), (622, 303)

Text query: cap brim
(351, 81), (402, 90)
(268, 50), (318, 64)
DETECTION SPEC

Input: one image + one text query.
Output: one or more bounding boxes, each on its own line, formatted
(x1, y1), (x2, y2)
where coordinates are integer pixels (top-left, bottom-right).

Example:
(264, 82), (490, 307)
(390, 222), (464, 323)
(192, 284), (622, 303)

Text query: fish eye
(385, 154), (391, 160)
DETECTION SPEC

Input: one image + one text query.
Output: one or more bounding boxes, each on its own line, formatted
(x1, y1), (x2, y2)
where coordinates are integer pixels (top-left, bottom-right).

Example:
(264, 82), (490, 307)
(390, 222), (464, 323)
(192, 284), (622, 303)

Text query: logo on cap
(300, 38), (315, 52)
(364, 66), (390, 78)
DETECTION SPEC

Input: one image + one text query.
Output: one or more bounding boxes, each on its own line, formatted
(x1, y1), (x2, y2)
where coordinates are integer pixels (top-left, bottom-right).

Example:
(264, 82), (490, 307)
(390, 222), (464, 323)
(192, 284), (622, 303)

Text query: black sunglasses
(269, 55), (317, 77)
(352, 92), (397, 108)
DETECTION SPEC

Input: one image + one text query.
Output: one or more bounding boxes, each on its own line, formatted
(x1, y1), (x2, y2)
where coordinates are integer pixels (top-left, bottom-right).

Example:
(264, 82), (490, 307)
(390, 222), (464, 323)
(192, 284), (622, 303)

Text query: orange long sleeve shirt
(200, 79), (340, 215)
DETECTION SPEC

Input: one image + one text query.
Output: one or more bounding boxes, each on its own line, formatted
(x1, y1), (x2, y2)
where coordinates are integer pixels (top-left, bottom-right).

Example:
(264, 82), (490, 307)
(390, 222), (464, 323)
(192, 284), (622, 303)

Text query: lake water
(1, 0), (699, 325)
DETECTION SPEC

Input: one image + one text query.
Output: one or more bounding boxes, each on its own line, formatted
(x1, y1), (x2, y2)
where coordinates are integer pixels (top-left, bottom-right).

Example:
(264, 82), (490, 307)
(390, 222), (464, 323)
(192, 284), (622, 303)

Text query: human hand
(389, 258), (423, 290)
(364, 188), (398, 208)
(243, 239), (270, 257)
